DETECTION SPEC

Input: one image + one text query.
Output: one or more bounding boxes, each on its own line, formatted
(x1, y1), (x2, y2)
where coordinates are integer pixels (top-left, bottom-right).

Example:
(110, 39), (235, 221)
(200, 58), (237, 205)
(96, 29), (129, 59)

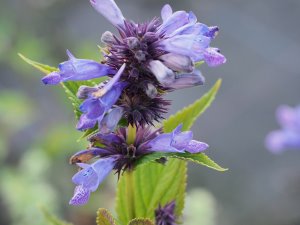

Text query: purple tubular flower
(76, 64), (127, 131)
(42, 50), (114, 85)
(155, 201), (177, 225)
(266, 105), (300, 153)
(156, 4), (226, 64)
(168, 70), (205, 90)
(69, 157), (116, 205)
(90, 0), (125, 28)
(148, 124), (209, 153)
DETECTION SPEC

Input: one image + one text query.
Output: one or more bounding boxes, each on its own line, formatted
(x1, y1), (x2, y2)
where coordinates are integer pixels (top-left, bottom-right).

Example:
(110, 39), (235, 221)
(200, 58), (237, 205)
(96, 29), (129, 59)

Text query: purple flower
(265, 105), (300, 153)
(155, 201), (177, 225)
(69, 124), (209, 205)
(69, 157), (116, 205)
(87, 0), (226, 126)
(76, 64), (127, 131)
(42, 50), (114, 85)
(147, 124), (209, 153)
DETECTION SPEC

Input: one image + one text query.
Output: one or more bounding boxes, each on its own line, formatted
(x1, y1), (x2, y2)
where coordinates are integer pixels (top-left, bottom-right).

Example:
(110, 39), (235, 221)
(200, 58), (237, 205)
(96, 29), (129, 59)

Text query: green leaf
(168, 152), (227, 172)
(135, 152), (227, 172)
(163, 79), (222, 132)
(96, 208), (117, 225)
(116, 161), (187, 225)
(18, 53), (57, 74)
(128, 218), (154, 225)
(40, 207), (73, 225)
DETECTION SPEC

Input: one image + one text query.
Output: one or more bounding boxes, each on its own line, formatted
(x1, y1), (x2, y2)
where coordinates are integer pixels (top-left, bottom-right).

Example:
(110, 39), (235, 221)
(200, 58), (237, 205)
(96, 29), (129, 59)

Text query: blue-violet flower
(266, 105), (300, 153)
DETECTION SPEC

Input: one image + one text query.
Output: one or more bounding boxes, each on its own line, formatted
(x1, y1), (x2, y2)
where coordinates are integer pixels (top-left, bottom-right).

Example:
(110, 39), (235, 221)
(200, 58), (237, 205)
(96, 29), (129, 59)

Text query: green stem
(124, 170), (135, 220)
(125, 124), (137, 221)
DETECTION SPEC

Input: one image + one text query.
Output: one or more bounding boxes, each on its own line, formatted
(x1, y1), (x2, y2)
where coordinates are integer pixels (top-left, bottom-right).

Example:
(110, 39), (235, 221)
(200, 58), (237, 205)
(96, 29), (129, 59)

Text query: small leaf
(40, 207), (73, 225)
(96, 208), (117, 225)
(18, 53), (57, 74)
(169, 152), (227, 172)
(128, 218), (154, 225)
(163, 79), (222, 132)
(135, 152), (227, 172)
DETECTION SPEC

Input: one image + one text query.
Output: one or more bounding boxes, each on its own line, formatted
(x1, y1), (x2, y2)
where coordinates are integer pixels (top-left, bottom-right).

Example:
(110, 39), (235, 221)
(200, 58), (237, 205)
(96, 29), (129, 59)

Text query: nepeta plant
(20, 0), (227, 224)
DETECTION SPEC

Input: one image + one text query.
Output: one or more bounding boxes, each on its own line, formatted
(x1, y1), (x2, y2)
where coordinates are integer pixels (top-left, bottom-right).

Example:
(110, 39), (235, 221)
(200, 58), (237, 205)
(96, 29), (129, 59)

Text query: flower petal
(76, 114), (97, 131)
(72, 165), (100, 192)
(203, 47), (226, 67)
(167, 70), (205, 89)
(99, 107), (123, 133)
(42, 72), (62, 85)
(158, 34), (211, 61)
(158, 11), (190, 36)
(159, 53), (193, 72)
(148, 60), (175, 86)
(161, 4), (173, 22)
(90, 0), (125, 28)
(148, 133), (183, 153)
(171, 131), (193, 151)
(185, 140), (209, 153)
(69, 185), (91, 206)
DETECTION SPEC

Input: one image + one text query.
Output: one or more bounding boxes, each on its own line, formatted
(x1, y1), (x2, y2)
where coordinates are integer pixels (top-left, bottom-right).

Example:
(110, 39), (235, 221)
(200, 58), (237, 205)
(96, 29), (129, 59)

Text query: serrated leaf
(135, 151), (227, 172)
(128, 218), (154, 225)
(163, 79), (222, 132)
(96, 208), (117, 225)
(169, 152), (227, 172)
(40, 207), (73, 225)
(18, 53), (57, 74)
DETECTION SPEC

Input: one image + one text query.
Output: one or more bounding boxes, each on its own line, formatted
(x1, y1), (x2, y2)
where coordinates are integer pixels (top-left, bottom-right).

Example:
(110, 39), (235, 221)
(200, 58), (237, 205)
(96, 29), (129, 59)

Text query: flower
(155, 201), (177, 225)
(69, 157), (116, 205)
(265, 105), (300, 153)
(91, 0), (226, 125)
(76, 64), (127, 131)
(69, 124), (208, 205)
(147, 124), (209, 153)
(42, 50), (115, 85)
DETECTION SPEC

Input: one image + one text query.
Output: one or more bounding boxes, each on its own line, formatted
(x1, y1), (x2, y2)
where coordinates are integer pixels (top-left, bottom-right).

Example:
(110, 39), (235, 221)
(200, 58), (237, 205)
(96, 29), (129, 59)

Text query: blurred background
(1, 0), (300, 224)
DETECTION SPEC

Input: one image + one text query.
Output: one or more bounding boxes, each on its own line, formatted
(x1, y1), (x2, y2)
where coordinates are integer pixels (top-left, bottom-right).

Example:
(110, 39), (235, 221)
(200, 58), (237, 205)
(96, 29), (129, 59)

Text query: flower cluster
(42, 0), (225, 129)
(266, 105), (300, 153)
(40, 0), (226, 206)
(69, 124), (208, 205)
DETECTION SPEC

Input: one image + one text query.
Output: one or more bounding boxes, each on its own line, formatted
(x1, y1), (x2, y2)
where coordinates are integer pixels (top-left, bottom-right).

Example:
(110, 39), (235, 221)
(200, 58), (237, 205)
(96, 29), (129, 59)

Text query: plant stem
(124, 170), (135, 220)
(125, 124), (136, 220)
